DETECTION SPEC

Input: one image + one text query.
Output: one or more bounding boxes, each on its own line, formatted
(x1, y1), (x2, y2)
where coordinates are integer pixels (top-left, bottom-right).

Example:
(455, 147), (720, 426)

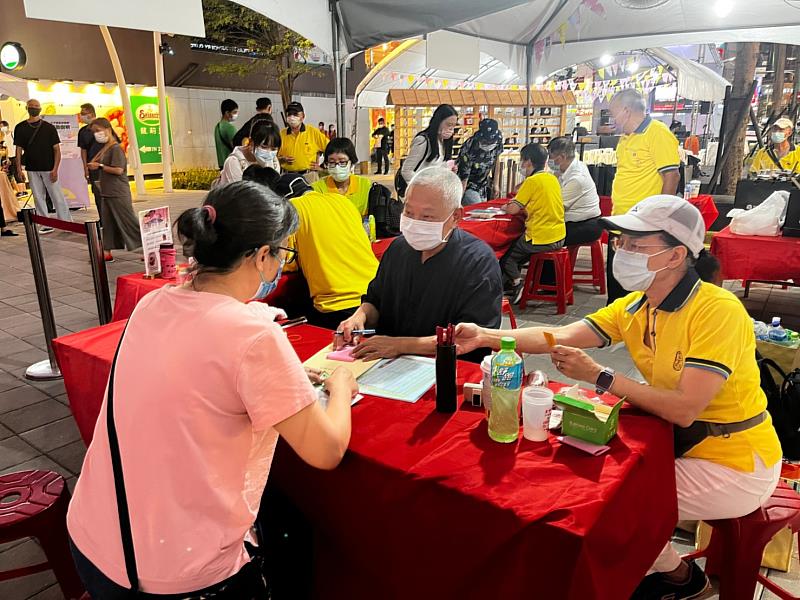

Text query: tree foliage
(201, 0), (319, 109)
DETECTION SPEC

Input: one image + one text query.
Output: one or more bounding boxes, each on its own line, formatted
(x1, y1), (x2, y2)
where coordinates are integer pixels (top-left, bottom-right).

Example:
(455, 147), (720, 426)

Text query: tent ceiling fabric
(648, 47), (729, 102)
(232, 0), (335, 53)
(0, 73), (29, 102)
(334, 0), (530, 52)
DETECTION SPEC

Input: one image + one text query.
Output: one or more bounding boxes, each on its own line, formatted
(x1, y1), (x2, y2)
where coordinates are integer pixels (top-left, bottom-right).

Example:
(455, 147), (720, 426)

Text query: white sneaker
(39, 226), (54, 234)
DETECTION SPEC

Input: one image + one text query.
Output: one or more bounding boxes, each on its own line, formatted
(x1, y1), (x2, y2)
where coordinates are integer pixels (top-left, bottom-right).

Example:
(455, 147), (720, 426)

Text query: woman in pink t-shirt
(67, 180), (357, 598)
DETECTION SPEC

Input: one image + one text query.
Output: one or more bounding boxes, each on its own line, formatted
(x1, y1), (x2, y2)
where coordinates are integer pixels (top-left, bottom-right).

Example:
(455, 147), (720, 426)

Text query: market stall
(52, 320), (676, 599)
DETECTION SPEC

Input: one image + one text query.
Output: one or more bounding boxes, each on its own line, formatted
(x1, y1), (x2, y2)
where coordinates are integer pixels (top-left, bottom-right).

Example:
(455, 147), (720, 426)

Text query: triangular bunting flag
(558, 23), (568, 46)
(598, 67), (605, 79)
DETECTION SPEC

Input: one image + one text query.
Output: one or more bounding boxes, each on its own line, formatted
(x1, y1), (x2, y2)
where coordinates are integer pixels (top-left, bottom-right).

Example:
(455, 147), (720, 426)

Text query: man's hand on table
(454, 323), (486, 355)
(549, 345), (603, 384)
(351, 336), (402, 361)
(334, 313), (367, 349)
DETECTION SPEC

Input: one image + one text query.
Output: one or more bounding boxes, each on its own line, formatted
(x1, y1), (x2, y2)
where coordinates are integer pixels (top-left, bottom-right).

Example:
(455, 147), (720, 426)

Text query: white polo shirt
(558, 158), (601, 222)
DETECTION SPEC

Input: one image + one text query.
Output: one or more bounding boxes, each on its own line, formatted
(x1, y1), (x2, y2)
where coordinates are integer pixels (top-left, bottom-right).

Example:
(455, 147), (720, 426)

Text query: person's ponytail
(694, 248), (721, 284)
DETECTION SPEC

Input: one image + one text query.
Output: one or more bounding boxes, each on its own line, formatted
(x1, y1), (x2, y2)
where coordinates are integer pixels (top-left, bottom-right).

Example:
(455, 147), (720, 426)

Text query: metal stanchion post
(85, 221), (112, 325)
(19, 208), (61, 380)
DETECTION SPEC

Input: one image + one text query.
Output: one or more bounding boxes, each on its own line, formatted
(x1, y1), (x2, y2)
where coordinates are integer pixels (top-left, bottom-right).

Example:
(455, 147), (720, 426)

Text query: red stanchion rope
(30, 214), (87, 235)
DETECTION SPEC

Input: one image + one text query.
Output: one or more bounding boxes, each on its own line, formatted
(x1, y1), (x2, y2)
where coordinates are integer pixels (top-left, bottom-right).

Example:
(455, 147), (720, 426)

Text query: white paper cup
(522, 387), (554, 442)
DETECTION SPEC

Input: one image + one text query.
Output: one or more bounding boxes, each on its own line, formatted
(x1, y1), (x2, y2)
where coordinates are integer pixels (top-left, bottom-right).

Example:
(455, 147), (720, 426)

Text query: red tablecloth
(111, 272), (310, 321)
(601, 195), (717, 230)
(461, 200), (525, 258)
(53, 322), (676, 599)
(711, 226), (800, 282)
(691, 194), (719, 231)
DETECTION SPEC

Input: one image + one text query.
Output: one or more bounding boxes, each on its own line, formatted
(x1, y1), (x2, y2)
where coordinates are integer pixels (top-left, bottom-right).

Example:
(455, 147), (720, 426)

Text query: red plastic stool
(0, 470), (85, 599)
(568, 240), (606, 294)
(682, 481), (800, 600)
(501, 298), (517, 329)
(518, 249), (574, 314)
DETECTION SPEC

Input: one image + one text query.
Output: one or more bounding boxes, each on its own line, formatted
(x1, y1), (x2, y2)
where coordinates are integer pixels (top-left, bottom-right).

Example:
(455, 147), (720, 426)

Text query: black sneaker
(630, 560), (710, 600)
(1, 230), (18, 237)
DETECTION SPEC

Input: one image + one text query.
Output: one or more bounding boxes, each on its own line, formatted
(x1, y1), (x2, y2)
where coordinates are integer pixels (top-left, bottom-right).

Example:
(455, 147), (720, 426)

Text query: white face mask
(771, 131), (786, 144)
(230, 112), (239, 121)
(479, 143), (497, 152)
(518, 163), (532, 179)
(400, 212), (454, 251)
(612, 247), (671, 291)
(254, 147), (276, 165)
(287, 115), (302, 127)
(0, 126), (8, 134)
(94, 131), (109, 144)
(80, 114), (93, 125)
(329, 164), (350, 182)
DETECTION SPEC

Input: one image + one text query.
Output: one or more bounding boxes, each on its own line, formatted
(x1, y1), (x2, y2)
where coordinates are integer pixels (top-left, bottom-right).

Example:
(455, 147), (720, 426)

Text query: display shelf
(387, 89), (576, 166)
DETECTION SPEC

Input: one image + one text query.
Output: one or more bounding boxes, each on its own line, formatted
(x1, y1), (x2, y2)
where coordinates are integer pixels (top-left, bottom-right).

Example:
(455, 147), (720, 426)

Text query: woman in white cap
(750, 116), (800, 173)
(455, 195), (781, 600)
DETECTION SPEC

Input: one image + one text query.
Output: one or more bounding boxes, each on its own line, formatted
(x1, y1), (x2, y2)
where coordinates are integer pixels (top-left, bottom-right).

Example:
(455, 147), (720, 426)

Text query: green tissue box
(553, 394), (624, 445)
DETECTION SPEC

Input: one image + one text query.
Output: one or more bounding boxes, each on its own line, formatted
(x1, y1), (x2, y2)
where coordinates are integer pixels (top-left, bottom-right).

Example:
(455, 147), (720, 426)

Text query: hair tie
(203, 205), (217, 224)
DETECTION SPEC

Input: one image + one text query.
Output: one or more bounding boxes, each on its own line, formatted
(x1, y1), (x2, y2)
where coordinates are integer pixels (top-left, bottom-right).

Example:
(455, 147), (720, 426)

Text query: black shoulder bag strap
(106, 322), (140, 592)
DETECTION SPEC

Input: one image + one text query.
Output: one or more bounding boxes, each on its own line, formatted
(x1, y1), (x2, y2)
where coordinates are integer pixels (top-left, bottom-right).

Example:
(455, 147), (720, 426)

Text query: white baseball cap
(601, 195), (706, 258)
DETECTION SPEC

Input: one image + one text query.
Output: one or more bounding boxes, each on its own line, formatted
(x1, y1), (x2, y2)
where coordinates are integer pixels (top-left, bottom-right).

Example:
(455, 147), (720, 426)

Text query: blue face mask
(252, 259), (284, 300)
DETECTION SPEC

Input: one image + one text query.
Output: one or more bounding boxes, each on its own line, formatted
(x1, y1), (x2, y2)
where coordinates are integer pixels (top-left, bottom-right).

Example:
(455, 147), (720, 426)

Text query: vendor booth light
(714, 0), (733, 17)
(504, 68), (515, 79)
(626, 61), (640, 73)
(535, 76), (545, 84)
(599, 54), (613, 66)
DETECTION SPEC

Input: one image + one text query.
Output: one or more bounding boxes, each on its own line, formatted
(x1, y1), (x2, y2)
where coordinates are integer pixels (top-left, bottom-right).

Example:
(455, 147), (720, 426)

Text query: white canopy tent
(235, 0), (800, 131)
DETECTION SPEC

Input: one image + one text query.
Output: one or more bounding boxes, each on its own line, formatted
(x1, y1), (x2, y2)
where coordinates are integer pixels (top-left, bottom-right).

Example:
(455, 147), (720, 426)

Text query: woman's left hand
(549, 345), (603, 384)
(87, 161), (100, 170)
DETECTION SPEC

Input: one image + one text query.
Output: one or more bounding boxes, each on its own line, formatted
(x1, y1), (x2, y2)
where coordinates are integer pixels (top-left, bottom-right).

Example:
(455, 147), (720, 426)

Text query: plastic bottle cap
(772, 317), (782, 326)
(500, 336), (516, 351)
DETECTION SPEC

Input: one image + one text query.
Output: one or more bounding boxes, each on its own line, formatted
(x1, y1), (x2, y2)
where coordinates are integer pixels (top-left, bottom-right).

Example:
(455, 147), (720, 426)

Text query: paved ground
(0, 184), (798, 599)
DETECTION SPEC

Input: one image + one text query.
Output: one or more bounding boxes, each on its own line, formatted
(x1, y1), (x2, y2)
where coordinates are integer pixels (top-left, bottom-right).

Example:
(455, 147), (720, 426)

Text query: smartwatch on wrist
(595, 367), (616, 395)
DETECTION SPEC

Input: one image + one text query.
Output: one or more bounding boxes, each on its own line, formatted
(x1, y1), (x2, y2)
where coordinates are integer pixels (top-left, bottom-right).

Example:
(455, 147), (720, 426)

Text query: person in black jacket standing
(232, 97), (273, 148)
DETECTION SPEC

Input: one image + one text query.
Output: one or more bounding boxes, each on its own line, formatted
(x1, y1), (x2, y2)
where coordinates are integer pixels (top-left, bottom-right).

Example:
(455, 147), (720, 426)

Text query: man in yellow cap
(750, 117), (800, 173)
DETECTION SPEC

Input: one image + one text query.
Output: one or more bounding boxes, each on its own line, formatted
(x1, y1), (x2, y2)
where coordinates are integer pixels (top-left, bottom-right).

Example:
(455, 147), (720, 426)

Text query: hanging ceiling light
(615, 0), (671, 8)
(599, 54), (614, 66)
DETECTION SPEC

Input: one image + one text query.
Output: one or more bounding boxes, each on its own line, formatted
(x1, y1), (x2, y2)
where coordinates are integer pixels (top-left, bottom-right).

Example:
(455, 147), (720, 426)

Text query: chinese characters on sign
(129, 96), (173, 165)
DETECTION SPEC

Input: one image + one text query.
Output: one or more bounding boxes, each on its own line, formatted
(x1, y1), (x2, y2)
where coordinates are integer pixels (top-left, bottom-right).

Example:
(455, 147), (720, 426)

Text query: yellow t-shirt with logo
(278, 125), (330, 172)
(312, 174), (371, 216)
(514, 171), (566, 245)
(583, 272), (782, 472)
(284, 191), (378, 313)
(749, 146), (800, 173)
(612, 118), (680, 215)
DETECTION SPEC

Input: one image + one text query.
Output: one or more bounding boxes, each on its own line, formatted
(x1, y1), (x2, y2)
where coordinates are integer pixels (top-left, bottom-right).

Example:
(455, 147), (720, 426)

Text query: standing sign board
(42, 114), (90, 209)
(130, 96), (172, 165)
(139, 206), (173, 277)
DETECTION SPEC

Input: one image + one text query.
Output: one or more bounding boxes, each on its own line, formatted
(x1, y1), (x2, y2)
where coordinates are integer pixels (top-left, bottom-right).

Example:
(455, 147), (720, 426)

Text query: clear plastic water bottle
(753, 319), (769, 341)
(489, 337), (523, 443)
(768, 317), (788, 343)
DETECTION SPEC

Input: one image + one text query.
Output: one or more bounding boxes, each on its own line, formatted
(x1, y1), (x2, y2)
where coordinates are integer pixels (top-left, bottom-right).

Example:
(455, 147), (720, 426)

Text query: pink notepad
(326, 346), (357, 362)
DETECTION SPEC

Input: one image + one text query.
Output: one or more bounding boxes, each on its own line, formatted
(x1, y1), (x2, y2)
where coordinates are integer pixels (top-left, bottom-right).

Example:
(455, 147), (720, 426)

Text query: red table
(111, 273), (310, 322)
(602, 195), (718, 230)
(461, 200), (526, 259)
(711, 226), (800, 282)
(53, 322), (676, 599)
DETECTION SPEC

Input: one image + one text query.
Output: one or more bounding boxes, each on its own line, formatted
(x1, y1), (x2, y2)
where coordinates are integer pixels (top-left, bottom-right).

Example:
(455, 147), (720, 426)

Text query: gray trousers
(500, 235), (565, 286)
(28, 171), (72, 221)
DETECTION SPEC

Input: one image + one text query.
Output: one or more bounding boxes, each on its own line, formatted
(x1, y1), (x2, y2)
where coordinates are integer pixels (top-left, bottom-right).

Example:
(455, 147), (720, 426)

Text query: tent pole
(153, 32), (172, 193)
(671, 74), (679, 124)
(100, 25), (145, 197)
(525, 42), (533, 144)
(331, 1), (345, 135)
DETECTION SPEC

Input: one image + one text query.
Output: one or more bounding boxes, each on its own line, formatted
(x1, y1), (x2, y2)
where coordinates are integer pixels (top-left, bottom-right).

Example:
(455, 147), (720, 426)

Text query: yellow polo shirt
(284, 191), (379, 313)
(278, 124), (330, 172)
(312, 174), (371, 216)
(583, 271), (781, 472)
(514, 171), (566, 245)
(750, 145), (800, 173)
(612, 117), (680, 215)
